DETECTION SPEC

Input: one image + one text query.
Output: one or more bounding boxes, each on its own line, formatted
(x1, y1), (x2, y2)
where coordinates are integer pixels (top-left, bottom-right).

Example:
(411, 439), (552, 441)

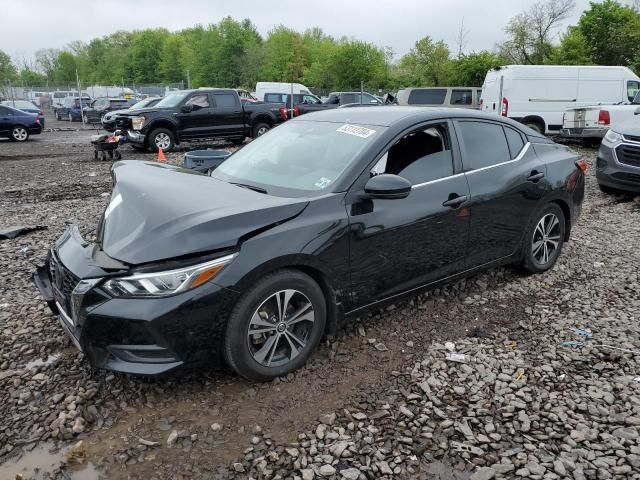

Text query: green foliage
(452, 51), (505, 86)
(53, 51), (77, 82)
(548, 27), (592, 65)
(578, 0), (640, 66)
(0, 49), (17, 84)
(397, 37), (453, 86)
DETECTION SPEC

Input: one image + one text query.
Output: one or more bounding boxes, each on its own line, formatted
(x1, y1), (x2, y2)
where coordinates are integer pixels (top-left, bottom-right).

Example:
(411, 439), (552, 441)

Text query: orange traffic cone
(157, 148), (166, 162)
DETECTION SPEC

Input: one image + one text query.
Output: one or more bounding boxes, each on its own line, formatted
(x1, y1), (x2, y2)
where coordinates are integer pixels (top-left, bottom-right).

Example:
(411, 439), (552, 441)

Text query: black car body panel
(116, 89), (284, 149)
(34, 107), (584, 375)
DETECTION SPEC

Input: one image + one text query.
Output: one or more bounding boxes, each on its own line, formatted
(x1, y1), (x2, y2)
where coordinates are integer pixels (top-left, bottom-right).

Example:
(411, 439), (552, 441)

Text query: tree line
(1, 0), (639, 92)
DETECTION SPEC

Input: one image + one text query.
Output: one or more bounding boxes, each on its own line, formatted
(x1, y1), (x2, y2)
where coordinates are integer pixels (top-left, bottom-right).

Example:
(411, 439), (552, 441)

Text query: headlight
(102, 254), (236, 298)
(131, 115), (146, 131)
(603, 129), (622, 145)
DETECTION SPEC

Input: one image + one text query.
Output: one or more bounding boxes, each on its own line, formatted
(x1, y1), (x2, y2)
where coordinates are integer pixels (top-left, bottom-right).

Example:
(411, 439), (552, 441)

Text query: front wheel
(252, 122), (271, 138)
(149, 128), (175, 152)
(10, 126), (29, 142)
(224, 270), (327, 382)
(522, 204), (565, 274)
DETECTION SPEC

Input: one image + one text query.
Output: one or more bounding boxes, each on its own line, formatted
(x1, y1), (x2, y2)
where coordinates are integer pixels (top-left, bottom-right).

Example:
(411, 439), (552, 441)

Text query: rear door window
(457, 121), (511, 170)
(451, 89), (473, 105)
(407, 89), (447, 105)
(213, 93), (237, 108)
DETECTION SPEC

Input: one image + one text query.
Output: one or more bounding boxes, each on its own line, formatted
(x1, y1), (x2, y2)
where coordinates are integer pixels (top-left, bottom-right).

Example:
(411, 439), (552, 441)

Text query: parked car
(101, 97), (162, 132)
(255, 82), (313, 101)
(51, 91), (78, 111)
(116, 88), (286, 152)
(1, 100), (46, 128)
(396, 87), (482, 109)
(55, 97), (92, 122)
(0, 105), (42, 141)
(596, 122), (640, 195)
(236, 89), (258, 103)
(481, 65), (640, 134)
(34, 107), (585, 380)
(561, 91), (640, 145)
(83, 98), (131, 124)
(264, 93), (323, 118)
(294, 91), (383, 117)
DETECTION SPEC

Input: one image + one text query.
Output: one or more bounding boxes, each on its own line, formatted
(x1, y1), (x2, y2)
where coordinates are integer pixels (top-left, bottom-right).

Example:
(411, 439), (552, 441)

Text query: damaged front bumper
(126, 130), (146, 146)
(33, 225), (238, 375)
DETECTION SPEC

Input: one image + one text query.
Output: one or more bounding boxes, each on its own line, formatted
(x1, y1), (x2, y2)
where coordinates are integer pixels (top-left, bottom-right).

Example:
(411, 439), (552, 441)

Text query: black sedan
(34, 107), (585, 380)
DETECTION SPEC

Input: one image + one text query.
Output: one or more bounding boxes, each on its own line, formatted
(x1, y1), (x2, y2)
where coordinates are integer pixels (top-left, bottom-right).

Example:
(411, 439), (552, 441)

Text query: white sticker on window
(314, 177), (332, 189)
(104, 193), (122, 218)
(336, 124), (376, 138)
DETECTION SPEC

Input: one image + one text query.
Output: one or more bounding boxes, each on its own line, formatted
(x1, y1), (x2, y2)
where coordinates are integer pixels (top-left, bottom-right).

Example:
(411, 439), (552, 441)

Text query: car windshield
(155, 92), (189, 108)
(3, 100), (36, 109)
(212, 120), (384, 196)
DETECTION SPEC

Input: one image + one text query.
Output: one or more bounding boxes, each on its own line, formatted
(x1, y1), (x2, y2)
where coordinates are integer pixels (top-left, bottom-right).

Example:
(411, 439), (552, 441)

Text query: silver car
(597, 122), (640, 194)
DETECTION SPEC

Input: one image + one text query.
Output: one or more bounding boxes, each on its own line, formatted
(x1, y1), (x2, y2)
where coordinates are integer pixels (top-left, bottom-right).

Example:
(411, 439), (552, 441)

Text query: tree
(125, 29), (170, 83)
(453, 51), (504, 86)
(159, 35), (186, 83)
(397, 37), (453, 86)
(578, 0), (640, 66)
(329, 40), (387, 90)
(260, 26), (306, 82)
(498, 0), (575, 64)
(548, 26), (592, 65)
(53, 51), (77, 82)
(35, 49), (59, 80)
(0, 49), (17, 86)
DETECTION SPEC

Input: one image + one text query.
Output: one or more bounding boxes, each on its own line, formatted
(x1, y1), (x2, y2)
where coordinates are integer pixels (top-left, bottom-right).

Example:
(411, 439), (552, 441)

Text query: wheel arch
(251, 114), (275, 127)
(550, 198), (571, 241)
(147, 120), (179, 143)
(227, 255), (346, 335)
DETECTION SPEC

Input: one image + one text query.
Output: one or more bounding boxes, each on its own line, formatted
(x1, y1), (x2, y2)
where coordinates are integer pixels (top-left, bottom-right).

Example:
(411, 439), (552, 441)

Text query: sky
(0, 0), (616, 65)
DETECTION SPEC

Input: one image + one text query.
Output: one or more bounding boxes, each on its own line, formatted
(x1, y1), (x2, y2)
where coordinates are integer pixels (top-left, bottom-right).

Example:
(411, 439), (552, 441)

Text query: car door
(177, 93), (214, 138)
(212, 92), (244, 136)
(346, 121), (470, 307)
(0, 106), (12, 134)
(455, 119), (549, 268)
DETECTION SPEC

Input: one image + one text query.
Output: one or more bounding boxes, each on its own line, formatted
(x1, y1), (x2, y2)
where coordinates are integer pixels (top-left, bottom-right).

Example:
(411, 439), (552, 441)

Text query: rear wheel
(10, 126), (29, 142)
(252, 122), (271, 138)
(522, 203), (565, 274)
(524, 121), (544, 134)
(149, 128), (175, 152)
(224, 270), (326, 382)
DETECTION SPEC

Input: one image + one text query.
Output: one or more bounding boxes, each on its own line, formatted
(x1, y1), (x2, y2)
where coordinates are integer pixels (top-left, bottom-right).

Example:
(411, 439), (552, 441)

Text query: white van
(480, 65), (640, 134)
(255, 82), (313, 102)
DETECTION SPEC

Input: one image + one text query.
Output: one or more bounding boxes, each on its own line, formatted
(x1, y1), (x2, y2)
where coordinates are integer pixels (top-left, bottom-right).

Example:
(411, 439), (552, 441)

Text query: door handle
(442, 194), (468, 208)
(527, 171), (545, 182)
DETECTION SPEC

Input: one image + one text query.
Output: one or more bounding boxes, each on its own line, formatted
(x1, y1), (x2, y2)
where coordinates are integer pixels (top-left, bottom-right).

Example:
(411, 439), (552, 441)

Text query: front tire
(149, 128), (175, 152)
(10, 126), (29, 142)
(522, 203), (565, 274)
(224, 270), (326, 382)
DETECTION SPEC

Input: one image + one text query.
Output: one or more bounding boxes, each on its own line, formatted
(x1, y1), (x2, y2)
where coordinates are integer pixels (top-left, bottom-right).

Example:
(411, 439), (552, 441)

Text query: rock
(553, 460), (566, 476)
(319, 464), (336, 477)
(167, 430), (178, 447)
(378, 461), (393, 475)
(399, 406), (414, 418)
(301, 469), (315, 480)
(341, 467), (360, 479)
(210, 423), (222, 432)
(138, 438), (159, 447)
(319, 413), (337, 425)
(72, 418), (85, 434)
(470, 467), (496, 480)
(233, 462), (245, 473)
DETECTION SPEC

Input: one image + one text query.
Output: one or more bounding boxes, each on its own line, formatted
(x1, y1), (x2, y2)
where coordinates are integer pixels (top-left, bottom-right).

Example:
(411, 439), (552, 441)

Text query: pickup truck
(117, 88), (286, 152)
(295, 91), (384, 116)
(560, 92), (640, 145)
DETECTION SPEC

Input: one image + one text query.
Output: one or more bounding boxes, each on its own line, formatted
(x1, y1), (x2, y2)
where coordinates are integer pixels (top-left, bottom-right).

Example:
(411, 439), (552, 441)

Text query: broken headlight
(102, 254), (236, 298)
(131, 115), (146, 131)
(603, 129), (622, 146)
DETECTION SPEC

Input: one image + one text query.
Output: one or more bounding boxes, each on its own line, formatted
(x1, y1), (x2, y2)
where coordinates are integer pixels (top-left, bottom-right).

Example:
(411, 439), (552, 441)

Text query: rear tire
(149, 128), (175, 152)
(252, 122), (271, 138)
(521, 203), (565, 274)
(10, 126), (29, 142)
(224, 269), (326, 382)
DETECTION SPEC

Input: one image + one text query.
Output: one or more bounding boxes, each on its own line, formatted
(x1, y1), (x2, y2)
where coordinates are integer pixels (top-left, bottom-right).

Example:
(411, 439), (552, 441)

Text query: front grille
(615, 145), (640, 168)
(623, 134), (640, 143)
(612, 172), (640, 183)
(49, 252), (79, 314)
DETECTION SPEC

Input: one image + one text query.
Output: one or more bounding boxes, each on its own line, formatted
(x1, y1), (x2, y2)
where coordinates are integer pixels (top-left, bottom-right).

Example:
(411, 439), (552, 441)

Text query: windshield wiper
(230, 182), (268, 194)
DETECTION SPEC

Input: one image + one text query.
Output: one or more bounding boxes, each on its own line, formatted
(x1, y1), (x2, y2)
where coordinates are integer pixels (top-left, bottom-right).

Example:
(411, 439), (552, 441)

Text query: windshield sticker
(336, 124), (376, 138)
(104, 193), (122, 218)
(314, 177), (332, 189)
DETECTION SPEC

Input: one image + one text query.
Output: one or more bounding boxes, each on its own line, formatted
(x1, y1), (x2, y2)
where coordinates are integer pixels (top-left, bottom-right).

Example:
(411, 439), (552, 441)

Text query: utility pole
(186, 69), (191, 89)
(76, 68), (86, 129)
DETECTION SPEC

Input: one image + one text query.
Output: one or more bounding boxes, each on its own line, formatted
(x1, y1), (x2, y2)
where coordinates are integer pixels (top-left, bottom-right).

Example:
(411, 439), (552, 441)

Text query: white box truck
(480, 65), (640, 134)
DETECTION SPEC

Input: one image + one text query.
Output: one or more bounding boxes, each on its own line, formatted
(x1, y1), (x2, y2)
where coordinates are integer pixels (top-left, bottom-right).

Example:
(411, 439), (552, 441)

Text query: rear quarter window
(504, 127), (525, 158)
(407, 89), (447, 105)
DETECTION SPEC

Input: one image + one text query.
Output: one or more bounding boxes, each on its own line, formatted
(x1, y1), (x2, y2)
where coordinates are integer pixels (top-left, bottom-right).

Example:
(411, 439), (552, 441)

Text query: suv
(83, 98), (131, 123)
(117, 88), (286, 152)
(396, 87), (482, 109)
(597, 124), (640, 195)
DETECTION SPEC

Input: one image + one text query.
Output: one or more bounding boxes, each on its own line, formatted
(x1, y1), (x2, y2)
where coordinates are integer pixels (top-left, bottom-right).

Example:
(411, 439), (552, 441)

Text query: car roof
(292, 106), (518, 127)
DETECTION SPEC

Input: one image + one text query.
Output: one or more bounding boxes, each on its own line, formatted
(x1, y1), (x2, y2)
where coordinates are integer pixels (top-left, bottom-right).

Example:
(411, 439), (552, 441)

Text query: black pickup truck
(117, 88), (286, 152)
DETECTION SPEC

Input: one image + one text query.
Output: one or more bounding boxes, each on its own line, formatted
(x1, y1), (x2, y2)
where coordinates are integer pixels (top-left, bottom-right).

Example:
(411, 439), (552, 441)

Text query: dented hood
(100, 161), (308, 265)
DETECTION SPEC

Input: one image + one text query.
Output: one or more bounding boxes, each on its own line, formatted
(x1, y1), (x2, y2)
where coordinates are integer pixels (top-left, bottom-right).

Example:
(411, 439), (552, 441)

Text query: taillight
(576, 159), (588, 172)
(598, 110), (610, 125)
(501, 97), (508, 117)
(278, 107), (287, 121)
(293, 105), (300, 117)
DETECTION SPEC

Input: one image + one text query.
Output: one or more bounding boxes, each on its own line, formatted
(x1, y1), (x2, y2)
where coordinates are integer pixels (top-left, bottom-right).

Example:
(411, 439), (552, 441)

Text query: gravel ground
(1, 115), (639, 480)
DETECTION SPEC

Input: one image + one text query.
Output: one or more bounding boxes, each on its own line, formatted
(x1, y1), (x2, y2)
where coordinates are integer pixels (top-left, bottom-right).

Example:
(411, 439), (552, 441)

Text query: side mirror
(181, 104), (194, 113)
(364, 174), (411, 199)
